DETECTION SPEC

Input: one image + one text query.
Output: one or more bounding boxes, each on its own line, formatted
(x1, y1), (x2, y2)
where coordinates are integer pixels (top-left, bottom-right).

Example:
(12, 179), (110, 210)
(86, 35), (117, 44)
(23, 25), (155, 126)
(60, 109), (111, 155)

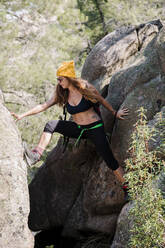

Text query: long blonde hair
(54, 77), (99, 106)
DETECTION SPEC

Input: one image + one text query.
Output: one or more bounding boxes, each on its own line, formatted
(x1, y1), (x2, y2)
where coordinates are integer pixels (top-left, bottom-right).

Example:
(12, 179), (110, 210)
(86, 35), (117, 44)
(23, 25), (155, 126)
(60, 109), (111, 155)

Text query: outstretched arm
(11, 95), (56, 121)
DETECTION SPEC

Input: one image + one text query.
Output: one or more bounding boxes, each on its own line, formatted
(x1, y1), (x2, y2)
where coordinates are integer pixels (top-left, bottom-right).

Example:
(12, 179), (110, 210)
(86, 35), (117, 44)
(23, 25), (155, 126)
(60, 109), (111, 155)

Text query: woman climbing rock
(11, 60), (129, 196)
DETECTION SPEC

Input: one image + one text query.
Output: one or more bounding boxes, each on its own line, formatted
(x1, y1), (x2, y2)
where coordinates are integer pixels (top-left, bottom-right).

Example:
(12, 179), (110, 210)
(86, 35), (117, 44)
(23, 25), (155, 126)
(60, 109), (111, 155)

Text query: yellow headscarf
(56, 60), (76, 78)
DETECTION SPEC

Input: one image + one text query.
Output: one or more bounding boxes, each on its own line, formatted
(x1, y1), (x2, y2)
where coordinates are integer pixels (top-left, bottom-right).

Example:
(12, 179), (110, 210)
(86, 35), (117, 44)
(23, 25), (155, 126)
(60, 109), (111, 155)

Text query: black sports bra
(66, 96), (94, 115)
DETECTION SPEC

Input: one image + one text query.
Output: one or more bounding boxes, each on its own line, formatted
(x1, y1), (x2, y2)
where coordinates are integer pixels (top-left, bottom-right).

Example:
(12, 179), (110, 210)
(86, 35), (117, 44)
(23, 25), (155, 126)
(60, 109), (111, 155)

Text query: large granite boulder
(29, 138), (125, 240)
(107, 26), (165, 164)
(28, 20), (165, 246)
(82, 20), (162, 91)
(0, 98), (34, 248)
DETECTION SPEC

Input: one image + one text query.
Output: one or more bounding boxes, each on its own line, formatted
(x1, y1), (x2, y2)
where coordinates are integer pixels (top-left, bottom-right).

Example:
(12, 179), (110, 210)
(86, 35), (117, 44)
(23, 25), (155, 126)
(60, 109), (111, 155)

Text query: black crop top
(66, 96), (94, 115)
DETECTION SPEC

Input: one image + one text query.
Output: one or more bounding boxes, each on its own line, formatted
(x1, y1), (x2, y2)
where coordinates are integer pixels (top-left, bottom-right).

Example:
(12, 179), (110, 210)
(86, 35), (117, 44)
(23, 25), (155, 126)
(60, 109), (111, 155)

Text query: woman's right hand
(11, 112), (24, 121)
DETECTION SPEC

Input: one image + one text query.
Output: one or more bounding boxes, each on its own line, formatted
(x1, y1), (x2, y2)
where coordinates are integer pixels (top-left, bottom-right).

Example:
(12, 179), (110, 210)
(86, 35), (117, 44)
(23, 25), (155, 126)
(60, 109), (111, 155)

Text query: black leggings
(43, 119), (119, 171)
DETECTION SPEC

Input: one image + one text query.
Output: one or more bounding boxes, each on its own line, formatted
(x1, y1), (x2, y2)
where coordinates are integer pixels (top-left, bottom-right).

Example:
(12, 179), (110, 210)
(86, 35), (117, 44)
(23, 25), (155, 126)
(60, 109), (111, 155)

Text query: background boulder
(81, 20), (162, 91)
(0, 100), (34, 248)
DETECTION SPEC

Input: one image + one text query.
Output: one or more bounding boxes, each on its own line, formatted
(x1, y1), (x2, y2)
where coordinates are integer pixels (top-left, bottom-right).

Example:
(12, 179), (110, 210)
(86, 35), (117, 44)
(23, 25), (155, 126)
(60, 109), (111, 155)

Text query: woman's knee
(43, 120), (59, 133)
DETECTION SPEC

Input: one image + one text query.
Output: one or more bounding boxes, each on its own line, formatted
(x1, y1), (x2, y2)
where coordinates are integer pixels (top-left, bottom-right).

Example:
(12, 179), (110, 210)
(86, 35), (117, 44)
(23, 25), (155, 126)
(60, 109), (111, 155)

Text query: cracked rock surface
(0, 100), (34, 248)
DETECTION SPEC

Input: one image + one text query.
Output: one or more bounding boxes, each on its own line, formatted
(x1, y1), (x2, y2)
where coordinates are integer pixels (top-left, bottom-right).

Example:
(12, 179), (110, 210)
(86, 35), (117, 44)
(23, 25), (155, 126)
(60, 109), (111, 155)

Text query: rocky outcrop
(82, 20), (163, 91)
(107, 25), (165, 164)
(110, 202), (133, 248)
(3, 90), (37, 107)
(29, 139), (125, 240)
(28, 20), (165, 246)
(0, 100), (34, 248)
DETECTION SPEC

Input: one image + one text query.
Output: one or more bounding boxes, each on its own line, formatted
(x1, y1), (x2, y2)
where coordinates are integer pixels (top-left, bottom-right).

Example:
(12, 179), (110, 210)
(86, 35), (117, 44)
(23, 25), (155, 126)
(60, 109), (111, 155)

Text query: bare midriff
(72, 107), (101, 125)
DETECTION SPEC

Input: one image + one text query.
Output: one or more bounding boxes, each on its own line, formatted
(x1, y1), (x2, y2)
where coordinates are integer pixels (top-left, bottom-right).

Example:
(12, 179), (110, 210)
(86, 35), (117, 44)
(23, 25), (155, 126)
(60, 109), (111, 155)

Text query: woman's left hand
(116, 107), (129, 120)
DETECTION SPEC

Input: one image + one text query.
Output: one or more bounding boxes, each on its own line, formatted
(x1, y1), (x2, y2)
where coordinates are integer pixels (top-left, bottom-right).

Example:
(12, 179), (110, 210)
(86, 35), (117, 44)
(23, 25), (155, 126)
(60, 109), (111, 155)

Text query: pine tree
(77, 0), (108, 46)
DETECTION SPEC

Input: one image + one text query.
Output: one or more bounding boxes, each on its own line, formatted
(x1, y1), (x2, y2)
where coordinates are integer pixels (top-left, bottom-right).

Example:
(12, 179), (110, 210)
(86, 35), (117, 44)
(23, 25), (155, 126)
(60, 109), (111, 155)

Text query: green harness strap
(75, 123), (103, 147)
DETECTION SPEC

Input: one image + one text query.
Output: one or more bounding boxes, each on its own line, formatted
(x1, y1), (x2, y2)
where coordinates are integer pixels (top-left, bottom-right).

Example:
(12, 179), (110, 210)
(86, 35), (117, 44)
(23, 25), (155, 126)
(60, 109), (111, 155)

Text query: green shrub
(124, 107), (165, 248)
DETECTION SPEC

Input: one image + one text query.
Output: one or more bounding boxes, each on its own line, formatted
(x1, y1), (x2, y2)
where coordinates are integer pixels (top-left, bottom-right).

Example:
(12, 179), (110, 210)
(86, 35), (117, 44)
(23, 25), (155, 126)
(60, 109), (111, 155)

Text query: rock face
(29, 139), (125, 239)
(28, 20), (165, 246)
(108, 24), (165, 165)
(148, 105), (165, 160)
(82, 20), (162, 91)
(110, 203), (133, 248)
(0, 100), (34, 248)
